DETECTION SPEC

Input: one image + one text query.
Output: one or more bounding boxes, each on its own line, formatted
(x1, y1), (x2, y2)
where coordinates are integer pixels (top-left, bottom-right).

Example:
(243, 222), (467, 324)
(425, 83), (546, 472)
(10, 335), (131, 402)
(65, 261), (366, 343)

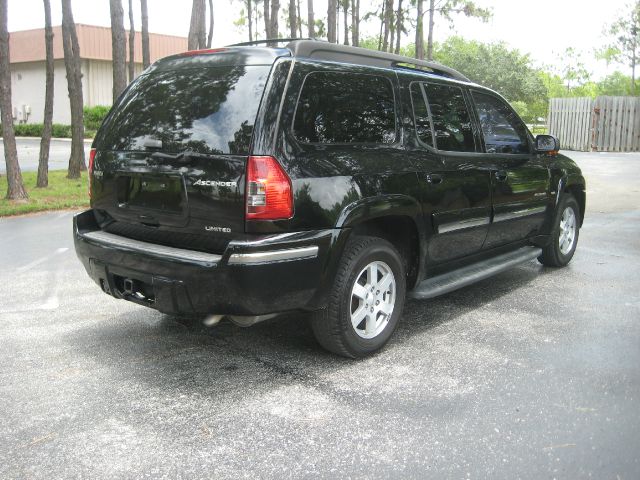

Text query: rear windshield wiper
(148, 150), (220, 163)
(177, 151), (221, 161)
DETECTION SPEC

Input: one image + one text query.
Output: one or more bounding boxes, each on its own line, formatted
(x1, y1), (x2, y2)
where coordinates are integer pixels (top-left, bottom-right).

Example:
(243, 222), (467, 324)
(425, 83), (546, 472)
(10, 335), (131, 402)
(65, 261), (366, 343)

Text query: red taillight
(245, 156), (293, 220)
(88, 148), (96, 199)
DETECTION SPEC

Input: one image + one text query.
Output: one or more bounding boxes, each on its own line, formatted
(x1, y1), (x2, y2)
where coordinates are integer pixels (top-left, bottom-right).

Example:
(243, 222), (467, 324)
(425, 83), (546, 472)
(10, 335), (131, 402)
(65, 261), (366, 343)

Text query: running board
(409, 246), (542, 300)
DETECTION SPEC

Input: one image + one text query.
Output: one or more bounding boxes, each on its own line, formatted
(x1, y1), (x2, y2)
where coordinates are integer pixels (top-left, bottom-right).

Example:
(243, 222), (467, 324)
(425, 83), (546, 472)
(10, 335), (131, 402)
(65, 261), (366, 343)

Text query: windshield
(97, 65), (271, 155)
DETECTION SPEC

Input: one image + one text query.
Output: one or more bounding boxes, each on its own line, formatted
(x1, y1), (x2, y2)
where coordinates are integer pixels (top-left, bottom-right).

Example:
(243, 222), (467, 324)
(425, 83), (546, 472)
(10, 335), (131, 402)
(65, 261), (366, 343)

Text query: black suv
(74, 40), (586, 358)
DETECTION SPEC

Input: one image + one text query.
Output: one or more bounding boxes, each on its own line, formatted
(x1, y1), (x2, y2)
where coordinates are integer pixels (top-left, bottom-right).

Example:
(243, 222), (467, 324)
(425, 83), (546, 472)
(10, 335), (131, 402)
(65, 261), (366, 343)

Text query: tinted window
(410, 83), (434, 147)
(424, 83), (475, 152)
(98, 65), (270, 154)
(472, 92), (530, 154)
(293, 72), (396, 144)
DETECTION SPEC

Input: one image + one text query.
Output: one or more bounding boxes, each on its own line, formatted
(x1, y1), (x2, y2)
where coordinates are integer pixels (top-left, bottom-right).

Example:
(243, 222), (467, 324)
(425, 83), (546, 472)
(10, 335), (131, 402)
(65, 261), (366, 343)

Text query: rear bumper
(74, 210), (348, 316)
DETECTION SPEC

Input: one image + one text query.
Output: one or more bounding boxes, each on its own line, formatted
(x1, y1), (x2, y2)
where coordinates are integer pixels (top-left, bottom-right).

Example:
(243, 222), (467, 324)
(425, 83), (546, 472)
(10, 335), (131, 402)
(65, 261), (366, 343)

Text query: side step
(409, 246), (542, 300)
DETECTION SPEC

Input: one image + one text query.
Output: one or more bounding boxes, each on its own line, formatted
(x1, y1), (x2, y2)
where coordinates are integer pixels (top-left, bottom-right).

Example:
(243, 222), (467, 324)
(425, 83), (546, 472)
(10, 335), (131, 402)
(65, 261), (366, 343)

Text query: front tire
(538, 194), (580, 267)
(311, 236), (406, 358)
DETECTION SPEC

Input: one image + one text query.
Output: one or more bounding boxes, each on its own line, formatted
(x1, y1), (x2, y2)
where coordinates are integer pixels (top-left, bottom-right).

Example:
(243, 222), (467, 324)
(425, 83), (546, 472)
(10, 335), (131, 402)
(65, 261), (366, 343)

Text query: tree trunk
(61, 0), (85, 179)
(394, 0), (402, 54)
(140, 0), (150, 68)
(297, 0), (302, 37)
(351, 0), (359, 46)
(109, 0), (127, 101)
(342, 0), (349, 45)
(289, 0), (296, 38)
(389, 5), (394, 53)
(426, 0), (434, 60)
(128, 0), (135, 83)
(382, 0), (392, 52)
(188, 0), (206, 50)
(207, 0), (214, 47)
(415, 0), (424, 59)
(378, 0), (384, 50)
(0, 0), (28, 200)
(270, 0), (280, 39)
(327, 0), (336, 43)
(37, 0), (54, 189)
(307, 0), (315, 37)
(336, 0), (340, 42)
(632, 34), (637, 95)
(264, 0), (271, 38)
(247, 0), (253, 41)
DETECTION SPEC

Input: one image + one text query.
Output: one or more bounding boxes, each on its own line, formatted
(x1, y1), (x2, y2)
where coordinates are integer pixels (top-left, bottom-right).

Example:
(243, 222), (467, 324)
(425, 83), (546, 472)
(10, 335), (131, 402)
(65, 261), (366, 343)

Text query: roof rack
(285, 40), (470, 82)
(227, 37), (323, 47)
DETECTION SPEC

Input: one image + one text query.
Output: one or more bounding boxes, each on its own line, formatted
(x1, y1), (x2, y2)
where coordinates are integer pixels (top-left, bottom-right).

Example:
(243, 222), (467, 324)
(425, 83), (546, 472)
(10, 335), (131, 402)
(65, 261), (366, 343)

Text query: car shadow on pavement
(65, 263), (547, 395)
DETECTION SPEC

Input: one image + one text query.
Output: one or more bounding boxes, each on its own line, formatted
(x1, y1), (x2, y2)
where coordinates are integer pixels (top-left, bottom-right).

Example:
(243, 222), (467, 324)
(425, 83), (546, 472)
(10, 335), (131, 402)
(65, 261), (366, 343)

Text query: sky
(7, 0), (632, 79)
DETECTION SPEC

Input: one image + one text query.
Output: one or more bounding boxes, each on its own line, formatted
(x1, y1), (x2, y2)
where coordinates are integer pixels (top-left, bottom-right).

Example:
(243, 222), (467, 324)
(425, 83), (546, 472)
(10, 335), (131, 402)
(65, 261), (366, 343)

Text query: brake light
(88, 148), (96, 199)
(245, 156), (293, 220)
(180, 48), (226, 56)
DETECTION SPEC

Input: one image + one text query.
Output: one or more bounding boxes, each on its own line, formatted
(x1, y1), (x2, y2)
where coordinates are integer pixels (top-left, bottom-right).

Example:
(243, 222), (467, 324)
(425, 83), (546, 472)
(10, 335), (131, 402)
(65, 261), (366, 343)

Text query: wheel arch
(336, 195), (426, 289)
(564, 180), (586, 227)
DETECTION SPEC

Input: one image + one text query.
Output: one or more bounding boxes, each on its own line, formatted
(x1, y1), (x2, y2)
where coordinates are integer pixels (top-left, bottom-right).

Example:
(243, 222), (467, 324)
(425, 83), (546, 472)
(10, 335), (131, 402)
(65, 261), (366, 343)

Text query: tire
(311, 235), (406, 358)
(538, 194), (580, 267)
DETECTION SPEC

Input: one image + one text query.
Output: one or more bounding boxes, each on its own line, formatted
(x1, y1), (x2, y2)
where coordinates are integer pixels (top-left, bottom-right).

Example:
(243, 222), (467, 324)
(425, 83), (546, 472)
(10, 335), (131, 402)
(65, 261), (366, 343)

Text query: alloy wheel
(559, 206), (577, 255)
(350, 260), (396, 339)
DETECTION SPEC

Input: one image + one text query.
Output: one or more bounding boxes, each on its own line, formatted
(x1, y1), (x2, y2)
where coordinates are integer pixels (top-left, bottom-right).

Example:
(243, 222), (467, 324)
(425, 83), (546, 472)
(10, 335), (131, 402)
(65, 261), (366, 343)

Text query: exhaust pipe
(202, 313), (277, 328)
(228, 314), (277, 327)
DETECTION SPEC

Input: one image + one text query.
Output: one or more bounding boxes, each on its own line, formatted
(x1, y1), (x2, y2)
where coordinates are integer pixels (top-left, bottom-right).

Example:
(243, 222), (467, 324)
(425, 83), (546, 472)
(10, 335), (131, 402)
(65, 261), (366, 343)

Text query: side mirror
(535, 134), (560, 154)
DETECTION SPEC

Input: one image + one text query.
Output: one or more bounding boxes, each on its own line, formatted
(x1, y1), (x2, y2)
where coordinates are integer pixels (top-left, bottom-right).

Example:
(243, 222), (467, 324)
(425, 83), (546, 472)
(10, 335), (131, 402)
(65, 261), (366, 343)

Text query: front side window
(472, 91), (530, 154)
(423, 83), (476, 153)
(293, 71), (397, 144)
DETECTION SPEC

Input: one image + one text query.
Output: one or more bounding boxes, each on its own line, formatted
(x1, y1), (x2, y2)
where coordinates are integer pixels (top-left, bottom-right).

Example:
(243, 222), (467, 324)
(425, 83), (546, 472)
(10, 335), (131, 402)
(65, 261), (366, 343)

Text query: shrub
(1, 123), (87, 138)
(51, 124), (73, 138)
(83, 105), (111, 131)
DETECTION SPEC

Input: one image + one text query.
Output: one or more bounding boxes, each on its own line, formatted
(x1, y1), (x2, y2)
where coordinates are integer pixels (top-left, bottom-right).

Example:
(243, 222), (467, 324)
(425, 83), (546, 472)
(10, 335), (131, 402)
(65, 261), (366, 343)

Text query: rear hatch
(90, 48), (285, 253)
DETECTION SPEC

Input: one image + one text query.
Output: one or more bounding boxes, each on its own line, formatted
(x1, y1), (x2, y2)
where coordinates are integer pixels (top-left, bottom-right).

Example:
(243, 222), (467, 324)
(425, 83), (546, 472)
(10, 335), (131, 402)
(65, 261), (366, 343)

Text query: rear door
(408, 80), (492, 264)
(469, 90), (550, 248)
(91, 59), (274, 252)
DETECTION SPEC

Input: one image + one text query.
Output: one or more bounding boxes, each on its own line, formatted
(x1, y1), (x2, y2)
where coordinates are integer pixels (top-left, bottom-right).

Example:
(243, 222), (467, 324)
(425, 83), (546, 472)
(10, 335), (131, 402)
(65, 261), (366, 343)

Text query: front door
(470, 91), (551, 249)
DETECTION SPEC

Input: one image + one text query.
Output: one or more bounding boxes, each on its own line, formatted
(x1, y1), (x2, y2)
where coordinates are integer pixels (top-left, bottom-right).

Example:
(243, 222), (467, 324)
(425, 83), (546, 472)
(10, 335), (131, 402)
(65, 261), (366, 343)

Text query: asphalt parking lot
(0, 152), (639, 479)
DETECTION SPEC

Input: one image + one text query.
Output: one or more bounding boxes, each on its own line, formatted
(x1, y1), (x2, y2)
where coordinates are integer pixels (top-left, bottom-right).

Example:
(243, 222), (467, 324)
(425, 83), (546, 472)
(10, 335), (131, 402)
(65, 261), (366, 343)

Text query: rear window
(97, 65), (271, 155)
(293, 71), (397, 144)
(423, 83), (476, 153)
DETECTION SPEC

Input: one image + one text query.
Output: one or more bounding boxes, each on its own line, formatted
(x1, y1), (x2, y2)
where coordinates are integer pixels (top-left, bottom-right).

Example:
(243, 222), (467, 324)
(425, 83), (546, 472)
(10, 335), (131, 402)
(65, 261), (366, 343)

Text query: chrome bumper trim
(493, 206), (547, 223)
(82, 231), (222, 264)
(228, 245), (319, 265)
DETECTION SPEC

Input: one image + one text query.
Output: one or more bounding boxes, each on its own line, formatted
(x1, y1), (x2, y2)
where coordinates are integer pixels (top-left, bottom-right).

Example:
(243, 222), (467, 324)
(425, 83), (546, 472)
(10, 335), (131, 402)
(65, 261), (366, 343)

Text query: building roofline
(9, 23), (187, 64)
(9, 23), (186, 41)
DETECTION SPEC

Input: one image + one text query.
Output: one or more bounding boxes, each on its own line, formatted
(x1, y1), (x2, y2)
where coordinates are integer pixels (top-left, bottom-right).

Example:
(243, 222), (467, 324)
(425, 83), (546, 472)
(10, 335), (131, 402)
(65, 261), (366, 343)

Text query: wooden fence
(547, 96), (640, 152)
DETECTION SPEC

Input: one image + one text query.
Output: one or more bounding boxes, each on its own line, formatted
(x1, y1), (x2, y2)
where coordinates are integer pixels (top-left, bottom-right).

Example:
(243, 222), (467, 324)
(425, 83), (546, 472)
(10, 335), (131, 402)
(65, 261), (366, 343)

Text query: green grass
(0, 170), (89, 217)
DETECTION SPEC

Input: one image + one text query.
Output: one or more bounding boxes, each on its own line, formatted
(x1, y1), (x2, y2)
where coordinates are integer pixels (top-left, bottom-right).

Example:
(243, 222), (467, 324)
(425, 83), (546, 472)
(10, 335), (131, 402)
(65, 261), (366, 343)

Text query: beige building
(9, 24), (187, 124)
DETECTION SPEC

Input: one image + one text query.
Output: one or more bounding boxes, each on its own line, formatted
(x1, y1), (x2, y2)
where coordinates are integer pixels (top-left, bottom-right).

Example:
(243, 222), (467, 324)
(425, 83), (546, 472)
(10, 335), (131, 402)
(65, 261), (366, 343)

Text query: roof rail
(227, 37), (323, 47)
(285, 40), (470, 82)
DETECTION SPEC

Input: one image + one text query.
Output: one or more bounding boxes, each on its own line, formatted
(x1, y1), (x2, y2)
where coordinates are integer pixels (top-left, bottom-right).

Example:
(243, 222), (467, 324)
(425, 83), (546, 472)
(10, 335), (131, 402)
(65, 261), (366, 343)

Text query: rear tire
(538, 194), (580, 267)
(311, 236), (406, 358)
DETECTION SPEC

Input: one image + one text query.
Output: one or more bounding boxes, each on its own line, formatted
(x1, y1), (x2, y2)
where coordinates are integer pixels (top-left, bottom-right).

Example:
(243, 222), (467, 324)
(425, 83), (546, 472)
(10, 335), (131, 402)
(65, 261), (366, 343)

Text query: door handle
(494, 170), (508, 182)
(426, 173), (443, 185)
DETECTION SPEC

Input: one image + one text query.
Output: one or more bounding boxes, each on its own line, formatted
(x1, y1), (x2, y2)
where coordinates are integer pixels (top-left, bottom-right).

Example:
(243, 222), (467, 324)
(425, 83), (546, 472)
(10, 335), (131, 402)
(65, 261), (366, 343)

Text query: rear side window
(410, 83), (434, 147)
(293, 71), (397, 144)
(423, 83), (476, 152)
(97, 65), (271, 155)
(472, 91), (530, 154)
